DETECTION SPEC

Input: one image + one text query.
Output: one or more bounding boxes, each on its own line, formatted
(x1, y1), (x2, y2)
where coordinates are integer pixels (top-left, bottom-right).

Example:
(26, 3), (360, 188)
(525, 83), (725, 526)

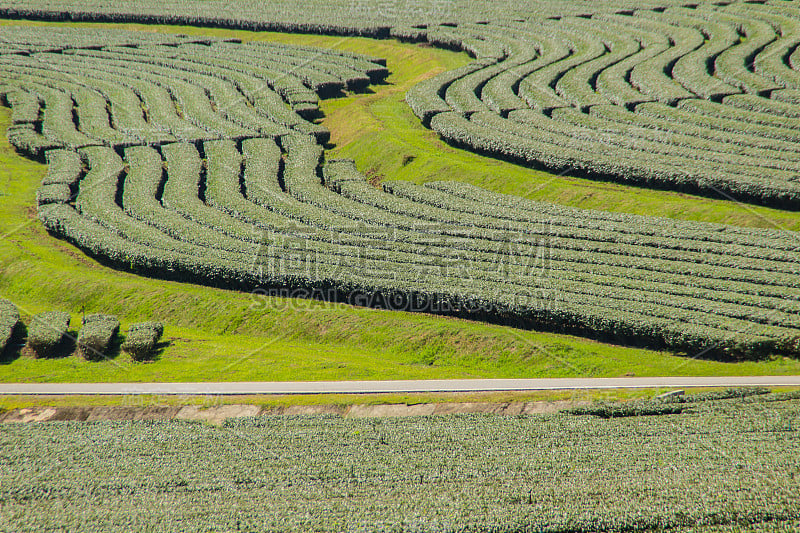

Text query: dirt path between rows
(0, 400), (590, 424)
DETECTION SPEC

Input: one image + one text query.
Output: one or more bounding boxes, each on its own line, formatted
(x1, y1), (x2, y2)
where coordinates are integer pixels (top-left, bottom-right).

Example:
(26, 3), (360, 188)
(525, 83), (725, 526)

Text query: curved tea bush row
(0, 26), (387, 154)
(2, 19), (800, 359)
(27, 126), (800, 359)
(6, 0), (800, 209)
(6, 1), (800, 207)
(393, 3), (800, 209)
(0, 25), (218, 52)
(431, 110), (800, 207)
(1, 89), (40, 124)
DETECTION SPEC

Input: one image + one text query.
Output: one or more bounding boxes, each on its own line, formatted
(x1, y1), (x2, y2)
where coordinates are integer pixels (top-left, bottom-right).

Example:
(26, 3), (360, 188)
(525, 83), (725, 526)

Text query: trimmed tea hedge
(7, 5), (800, 208)
(77, 314), (120, 361)
(122, 321), (164, 361)
(26, 311), (71, 358)
(0, 299), (20, 355)
(30, 130), (800, 359)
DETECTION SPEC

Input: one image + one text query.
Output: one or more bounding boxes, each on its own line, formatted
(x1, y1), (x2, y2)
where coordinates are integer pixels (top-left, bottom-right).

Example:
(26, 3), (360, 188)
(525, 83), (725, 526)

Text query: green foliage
(41, 149), (82, 186)
(121, 321), (163, 361)
(3, 5), (800, 370)
(405, 61), (490, 126)
(6, 122), (58, 158)
(35, 183), (71, 206)
(683, 386), (770, 402)
(4, 89), (40, 124)
(77, 313), (119, 361)
(25, 310), (70, 358)
(0, 298), (19, 354)
(38, 127), (800, 358)
(3, 24), (797, 361)
(2, 397), (800, 531)
(0, 26), (385, 151)
(565, 387), (773, 418)
(0, 25), (800, 384)
(566, 401), (686, 418)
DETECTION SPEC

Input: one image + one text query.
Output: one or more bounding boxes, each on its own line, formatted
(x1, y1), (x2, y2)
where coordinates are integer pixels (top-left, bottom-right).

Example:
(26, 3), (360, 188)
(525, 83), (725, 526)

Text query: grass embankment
(0, 21), (799, 387)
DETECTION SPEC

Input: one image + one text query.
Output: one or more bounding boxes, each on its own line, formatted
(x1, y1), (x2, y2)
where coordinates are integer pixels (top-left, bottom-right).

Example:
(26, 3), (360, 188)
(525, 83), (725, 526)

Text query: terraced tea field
(408, 3), (800, 208)
(2, 0), (800, 368)
(3, 2), (800, 361)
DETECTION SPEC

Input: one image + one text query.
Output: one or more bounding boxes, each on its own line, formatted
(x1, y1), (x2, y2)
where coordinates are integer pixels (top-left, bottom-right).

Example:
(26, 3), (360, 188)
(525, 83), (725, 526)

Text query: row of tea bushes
(0, 298), (163, 361)
(1, 28), (388, 158)
(32, 131), (800, 360)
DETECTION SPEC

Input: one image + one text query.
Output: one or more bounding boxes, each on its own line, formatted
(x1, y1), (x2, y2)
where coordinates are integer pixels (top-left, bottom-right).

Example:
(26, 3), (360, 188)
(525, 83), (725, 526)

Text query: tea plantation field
(2, 2), (800, 531)
(3, 0), (800, 362)
(2, 0), (800, 374)
(3, 24), (799, 385)
(2, 392), (799, 531)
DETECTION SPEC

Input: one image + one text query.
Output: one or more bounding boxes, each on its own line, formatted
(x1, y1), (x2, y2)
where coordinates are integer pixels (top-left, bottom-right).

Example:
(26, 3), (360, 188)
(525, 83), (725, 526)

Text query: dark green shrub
(565, 401), (686, 419)
(0, 299), (20, 354)
(122, 322), (164, 362)
(676, 387), (771, 403)
(26, 311), (71, 358)
(77, 314), (119, 361)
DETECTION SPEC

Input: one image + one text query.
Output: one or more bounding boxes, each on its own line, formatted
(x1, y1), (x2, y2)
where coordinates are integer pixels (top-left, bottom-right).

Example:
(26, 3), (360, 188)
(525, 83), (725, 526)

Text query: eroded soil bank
(0, 400), (589, 424)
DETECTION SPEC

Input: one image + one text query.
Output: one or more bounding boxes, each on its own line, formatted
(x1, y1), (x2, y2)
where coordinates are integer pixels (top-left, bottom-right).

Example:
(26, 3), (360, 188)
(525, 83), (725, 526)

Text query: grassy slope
(1, 20), (799, 385)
